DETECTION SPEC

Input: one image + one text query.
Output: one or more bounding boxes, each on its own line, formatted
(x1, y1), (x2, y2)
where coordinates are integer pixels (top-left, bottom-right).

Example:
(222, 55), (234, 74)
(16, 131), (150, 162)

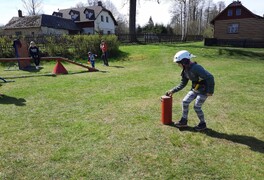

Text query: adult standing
(100, 40), (109, 66)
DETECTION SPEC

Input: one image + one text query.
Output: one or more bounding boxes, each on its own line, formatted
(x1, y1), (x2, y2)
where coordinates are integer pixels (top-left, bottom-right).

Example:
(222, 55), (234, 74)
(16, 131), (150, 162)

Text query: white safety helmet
(173, 50), (196, 63)
(30, 41), (36, 46)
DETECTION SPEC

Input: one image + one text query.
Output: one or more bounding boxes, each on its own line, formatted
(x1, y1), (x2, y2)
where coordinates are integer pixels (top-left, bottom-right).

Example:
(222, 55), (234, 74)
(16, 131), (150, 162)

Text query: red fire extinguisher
(160, 95), (172, 125)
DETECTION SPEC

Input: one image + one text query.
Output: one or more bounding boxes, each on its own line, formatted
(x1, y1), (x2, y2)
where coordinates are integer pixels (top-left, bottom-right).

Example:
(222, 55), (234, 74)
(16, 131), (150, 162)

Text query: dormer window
(84, 8), (95, 20)
(69, 10), (80, 21)
(52, 12), (63, 18)
(236, 8), (241, 16)
(228, 9), (233, 16)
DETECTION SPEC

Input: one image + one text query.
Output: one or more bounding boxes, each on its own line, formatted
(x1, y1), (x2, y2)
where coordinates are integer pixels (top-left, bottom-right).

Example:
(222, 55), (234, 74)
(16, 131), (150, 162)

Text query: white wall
(94, 11), (115, 34)
(41, 27), (68, 35)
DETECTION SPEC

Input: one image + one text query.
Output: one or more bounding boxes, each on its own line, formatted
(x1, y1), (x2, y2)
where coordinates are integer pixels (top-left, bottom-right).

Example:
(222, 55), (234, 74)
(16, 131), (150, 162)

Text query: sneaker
(194, 122), (207, 131)
(174, 117), (188, 128)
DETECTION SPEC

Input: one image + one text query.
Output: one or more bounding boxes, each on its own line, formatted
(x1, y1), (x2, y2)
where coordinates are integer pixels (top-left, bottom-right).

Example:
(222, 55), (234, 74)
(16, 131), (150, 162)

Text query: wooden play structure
(0, 57), (99, 74)
(0, 39), (98, 74)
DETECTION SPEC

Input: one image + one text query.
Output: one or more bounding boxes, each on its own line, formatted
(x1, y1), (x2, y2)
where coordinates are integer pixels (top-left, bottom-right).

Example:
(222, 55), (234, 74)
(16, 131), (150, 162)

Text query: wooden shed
(210, 1), (264, 40)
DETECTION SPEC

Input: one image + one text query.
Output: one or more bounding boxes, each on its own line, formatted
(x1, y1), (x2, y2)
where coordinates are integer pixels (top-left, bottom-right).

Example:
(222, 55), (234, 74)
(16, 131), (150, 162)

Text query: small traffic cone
(53, 61), (68, 75)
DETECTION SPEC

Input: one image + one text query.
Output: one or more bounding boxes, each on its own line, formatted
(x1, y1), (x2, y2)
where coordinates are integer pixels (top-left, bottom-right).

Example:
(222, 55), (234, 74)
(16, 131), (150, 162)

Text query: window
(228, 23), (239, 34)
(15, 31), (22, 36)
(101, 15), (104, 22)
(106, 17), (109, 23)
(69, 11), (80, 21)
(85, 9), (94, 20)
(236, 8), (241, 16)
(228, 9), (233, 16)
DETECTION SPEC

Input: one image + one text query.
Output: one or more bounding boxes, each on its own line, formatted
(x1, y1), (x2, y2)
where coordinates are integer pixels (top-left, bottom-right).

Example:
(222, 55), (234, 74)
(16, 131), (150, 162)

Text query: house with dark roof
(4, 11), (80, 36)
(3, 1), (117, 36)
(53, 1), (118, 34)
(210, 0), (264, 40)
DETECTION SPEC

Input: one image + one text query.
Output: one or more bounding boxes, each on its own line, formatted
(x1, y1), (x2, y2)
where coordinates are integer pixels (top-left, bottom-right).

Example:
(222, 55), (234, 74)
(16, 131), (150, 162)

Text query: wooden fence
(117, 34), (203, 43)
(204, 38), (264, 48)
(0, 34), (204, 58)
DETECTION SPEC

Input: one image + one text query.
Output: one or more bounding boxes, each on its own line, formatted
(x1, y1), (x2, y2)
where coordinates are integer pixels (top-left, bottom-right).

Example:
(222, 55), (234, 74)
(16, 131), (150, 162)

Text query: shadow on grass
(22, 65), (43, 72)
(4, 65), (43, 72)
(109, 50), (130, 62)
(2, 73), (56, 80)
(108, 65), (125, 68)
(202, 128), (264, 153)
(163, 43), (264, 60)
(1, 70), (99, 80)
(170, 125), (264, 153)
(0, 95), (26, 106)
(217, 48), (264, 60)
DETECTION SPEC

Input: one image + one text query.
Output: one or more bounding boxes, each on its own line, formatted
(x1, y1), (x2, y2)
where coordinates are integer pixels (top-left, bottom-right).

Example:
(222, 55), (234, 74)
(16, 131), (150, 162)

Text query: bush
(72, 34), (119, 59)
(0, 36), (15, 58)
(0, 34), (120, 60)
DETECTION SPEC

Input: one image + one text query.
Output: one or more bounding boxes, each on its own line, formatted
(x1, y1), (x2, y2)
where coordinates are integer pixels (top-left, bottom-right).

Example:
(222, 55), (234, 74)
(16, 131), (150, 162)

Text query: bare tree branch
(21, 0), (43, 15)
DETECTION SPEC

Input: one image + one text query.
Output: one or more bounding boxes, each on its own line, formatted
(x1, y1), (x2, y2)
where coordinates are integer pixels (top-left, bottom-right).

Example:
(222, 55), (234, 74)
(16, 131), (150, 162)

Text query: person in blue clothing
(166, 50), (215, 131)
(88, 51), (97, 68)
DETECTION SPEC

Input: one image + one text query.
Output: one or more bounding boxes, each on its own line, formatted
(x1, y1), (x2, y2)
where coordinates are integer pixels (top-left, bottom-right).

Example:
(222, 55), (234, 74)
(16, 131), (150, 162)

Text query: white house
(53, 1), (118, 35)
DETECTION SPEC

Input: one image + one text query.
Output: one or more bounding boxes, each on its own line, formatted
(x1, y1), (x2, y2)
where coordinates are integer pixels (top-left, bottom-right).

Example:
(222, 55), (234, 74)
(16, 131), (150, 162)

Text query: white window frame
(227, 23), (239, 34)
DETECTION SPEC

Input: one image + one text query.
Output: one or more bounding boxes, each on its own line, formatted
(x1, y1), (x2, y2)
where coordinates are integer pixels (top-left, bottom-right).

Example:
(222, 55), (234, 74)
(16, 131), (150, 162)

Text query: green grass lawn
(0, 42), (263, 179)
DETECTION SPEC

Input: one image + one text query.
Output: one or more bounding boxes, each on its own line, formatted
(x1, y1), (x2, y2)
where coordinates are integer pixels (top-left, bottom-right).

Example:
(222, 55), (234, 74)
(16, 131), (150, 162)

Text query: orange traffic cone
(53, 61), (68, 75)
(161, 95), (172, 125)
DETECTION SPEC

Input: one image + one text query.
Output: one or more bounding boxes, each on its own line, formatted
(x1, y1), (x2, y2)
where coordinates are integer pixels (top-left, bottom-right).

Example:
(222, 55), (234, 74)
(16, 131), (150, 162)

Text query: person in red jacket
(100, 40), (109, 66)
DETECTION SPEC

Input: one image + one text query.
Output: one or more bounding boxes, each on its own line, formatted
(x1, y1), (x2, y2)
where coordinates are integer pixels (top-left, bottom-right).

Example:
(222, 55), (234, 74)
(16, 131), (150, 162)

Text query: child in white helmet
(166, 50), (215, 131)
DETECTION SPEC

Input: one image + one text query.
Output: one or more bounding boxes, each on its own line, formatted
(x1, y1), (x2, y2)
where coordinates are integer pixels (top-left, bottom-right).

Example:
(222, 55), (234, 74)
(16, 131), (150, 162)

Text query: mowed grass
(0, 42), (263, 179)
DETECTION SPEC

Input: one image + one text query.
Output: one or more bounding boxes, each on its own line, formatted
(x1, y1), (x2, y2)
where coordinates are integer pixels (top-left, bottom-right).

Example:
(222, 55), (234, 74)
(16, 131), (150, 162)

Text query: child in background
(88, 51), (97, 68)
(28, 41), (40, 69)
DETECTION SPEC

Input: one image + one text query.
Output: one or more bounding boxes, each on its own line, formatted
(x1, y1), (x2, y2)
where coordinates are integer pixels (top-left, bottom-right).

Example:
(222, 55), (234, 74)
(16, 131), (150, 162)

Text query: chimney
(18, 10), (22, 17)
(98, 1), (102, 6)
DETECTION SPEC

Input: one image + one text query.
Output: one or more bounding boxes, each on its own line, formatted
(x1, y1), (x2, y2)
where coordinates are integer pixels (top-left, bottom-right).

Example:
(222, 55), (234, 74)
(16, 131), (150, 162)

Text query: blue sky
(1, 0), (264, 26)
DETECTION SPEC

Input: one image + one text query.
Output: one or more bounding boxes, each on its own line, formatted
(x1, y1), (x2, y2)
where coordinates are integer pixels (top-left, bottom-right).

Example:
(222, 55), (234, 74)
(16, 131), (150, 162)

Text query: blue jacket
(172, 63), (215, 95)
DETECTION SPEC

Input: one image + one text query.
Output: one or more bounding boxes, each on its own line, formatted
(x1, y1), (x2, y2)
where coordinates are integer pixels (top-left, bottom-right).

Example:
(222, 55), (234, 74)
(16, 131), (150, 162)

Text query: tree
(148, 16), (154, 27)
(217, 1), (225, 12)
(129, 0), (137, 42)
(21, 0), (43, 15)
(76, 2), (85, 8)
(101, 0), (129, 34)
(128, 0), (161, 42)
(87, 0), (99, 6)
